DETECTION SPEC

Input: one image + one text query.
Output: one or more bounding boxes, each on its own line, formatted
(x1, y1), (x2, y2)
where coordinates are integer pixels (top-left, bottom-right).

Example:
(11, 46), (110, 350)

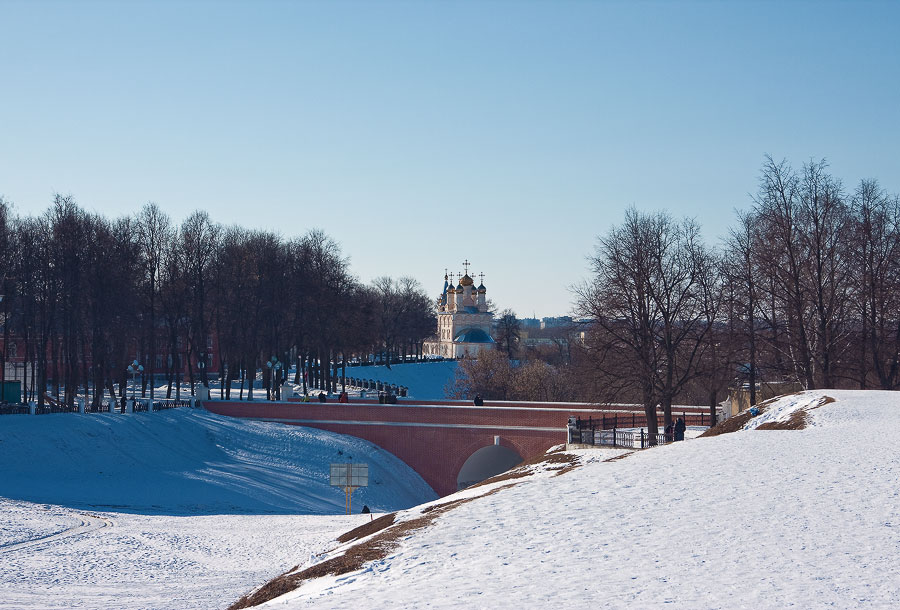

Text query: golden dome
(459, 274), (474, 287)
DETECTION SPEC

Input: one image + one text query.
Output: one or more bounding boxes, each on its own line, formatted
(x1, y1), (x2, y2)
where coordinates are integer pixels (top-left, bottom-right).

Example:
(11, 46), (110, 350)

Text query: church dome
(456, 283), (464, 291)
(454, 328), (494, 343)
(477, 283), (486, 292)
(459, 274), (474, 287)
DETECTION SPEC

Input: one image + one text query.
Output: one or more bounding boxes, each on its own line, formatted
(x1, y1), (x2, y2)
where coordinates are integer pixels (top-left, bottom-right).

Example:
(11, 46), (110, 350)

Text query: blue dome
(454, 328), (494, 343)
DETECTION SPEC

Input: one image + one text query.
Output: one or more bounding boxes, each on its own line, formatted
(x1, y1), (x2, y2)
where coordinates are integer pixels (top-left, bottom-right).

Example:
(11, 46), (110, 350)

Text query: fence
(570, 425), (671, 449)
(0, 396), (196, 416)
(0, 403), (29, 415)
(574, 411), (712, 432)
(568, 411), (708, 449)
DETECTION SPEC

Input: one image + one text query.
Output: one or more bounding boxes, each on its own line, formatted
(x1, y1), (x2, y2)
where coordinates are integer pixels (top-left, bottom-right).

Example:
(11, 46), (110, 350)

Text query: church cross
(462, 259), (470, 275)
(479, 272), (484, 284)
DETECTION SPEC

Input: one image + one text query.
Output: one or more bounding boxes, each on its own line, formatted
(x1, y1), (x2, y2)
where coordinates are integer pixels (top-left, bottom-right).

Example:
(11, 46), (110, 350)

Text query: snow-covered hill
(0, 408), (437, 515)
(5, 391), (900, 609)
(343, 360), (457, 399)
(247, 390), (900, 609)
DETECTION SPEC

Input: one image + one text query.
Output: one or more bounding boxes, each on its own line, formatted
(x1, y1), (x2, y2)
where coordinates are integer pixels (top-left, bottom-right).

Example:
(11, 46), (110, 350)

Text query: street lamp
(266, 356), (282, 400)
(127, 359), (144, 399)
(198, 352), (208, 384)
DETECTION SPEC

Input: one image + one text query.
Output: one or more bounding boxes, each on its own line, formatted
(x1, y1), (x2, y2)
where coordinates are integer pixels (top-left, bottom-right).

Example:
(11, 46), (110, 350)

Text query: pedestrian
(665, 422), (674, 443)
(338, 391), (348, 403)
(473, 394), (484, 406)
(359, 389), (367, 399)
(318, 392), (327, 403)
(674, 417), (686, 441)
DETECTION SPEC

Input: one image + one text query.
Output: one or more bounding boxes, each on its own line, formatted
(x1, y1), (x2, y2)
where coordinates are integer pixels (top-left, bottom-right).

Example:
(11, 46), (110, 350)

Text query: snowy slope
(0, 408), (436, 515)
(6, 391), (899, 610)
(344, 360), (458, 399)
(257, 390), (900, 609)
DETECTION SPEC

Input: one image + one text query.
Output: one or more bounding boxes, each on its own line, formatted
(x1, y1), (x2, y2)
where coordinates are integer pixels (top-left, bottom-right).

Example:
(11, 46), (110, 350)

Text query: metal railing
(568, 412), (704, 449)
(0, 403), (29, 415)
(573, 411), (711, 431)
(0, 396), (195, 416)
(570, 425), (674, 449)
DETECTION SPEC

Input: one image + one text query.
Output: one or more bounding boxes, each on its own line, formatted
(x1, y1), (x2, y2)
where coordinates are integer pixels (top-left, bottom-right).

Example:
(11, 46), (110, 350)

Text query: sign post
(330, 463), (369, 515)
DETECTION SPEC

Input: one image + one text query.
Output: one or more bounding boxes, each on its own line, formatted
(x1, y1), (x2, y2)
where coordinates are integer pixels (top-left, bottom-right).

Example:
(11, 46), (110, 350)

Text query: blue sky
(1, 0), (898, 317)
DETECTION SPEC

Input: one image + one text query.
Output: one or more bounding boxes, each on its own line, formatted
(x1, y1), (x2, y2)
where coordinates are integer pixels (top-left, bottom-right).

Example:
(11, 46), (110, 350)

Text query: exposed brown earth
(699, 407), (765, 437)
(336, 512), (396, 544)
(603, 451), (634, 462)
(756, 409), (808, 430)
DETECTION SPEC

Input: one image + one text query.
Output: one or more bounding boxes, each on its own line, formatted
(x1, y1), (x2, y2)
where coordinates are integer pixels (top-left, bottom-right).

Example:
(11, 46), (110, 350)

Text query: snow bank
(0, 408), (436, 515)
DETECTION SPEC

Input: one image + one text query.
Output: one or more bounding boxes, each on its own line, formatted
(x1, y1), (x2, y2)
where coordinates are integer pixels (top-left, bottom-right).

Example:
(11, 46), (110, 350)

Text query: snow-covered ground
(5, 390), (900, 609)
(251, 390), (900, 609)
(0, 409), (436, 608)
(0, 498), (363, 610)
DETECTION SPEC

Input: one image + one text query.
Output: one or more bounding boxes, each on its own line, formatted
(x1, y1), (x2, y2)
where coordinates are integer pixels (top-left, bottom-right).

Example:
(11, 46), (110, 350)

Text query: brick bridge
(202, 398), (707, 496)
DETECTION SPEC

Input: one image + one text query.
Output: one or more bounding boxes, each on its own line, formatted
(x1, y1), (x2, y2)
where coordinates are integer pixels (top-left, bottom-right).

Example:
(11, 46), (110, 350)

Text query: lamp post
(127, 360), (143, 399)
(198, 351), (208, 387)
(266, 356), (282, 400)
(198, 357), (207, 399)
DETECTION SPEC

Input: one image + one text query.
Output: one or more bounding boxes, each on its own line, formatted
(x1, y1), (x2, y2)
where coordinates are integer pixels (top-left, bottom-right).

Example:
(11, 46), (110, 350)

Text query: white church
(423, 262), (495, 359)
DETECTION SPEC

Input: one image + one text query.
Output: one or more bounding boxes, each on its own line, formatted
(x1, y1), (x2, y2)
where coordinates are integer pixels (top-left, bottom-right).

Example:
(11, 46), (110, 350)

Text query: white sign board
(330, 463), (369, 488)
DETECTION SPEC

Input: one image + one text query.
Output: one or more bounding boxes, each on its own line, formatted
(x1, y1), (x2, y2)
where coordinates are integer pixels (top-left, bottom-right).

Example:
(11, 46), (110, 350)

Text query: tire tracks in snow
(0, 512), (113, 555)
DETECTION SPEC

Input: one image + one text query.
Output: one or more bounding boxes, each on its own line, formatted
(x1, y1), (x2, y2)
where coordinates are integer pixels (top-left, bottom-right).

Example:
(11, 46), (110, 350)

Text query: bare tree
(495, 309), (521, 359)
(850, 179), (900, 389)
(576, 208), (718, 439)
(137, 203), (172, 400)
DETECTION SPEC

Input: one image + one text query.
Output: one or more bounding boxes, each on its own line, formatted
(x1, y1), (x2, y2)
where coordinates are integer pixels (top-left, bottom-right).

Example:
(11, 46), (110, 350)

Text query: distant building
(423, 265), (495, 358)
(519, 317), (541, 329)
(540, 316), (573, 330)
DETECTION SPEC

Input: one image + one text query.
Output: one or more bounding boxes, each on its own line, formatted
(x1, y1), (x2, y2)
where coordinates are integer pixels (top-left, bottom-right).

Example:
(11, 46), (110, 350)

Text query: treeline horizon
(6, 154), (900, 418)
(0, 196), (435, 407)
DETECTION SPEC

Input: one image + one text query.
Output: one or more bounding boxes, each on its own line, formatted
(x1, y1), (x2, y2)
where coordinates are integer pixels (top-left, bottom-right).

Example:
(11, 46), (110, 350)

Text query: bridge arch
(453, 436), (525, 491)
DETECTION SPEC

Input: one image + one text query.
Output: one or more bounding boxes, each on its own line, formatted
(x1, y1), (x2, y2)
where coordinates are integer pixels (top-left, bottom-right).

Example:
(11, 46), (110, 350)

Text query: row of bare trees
(0, 196), (435, 407)
(575, 156), (900, 438)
